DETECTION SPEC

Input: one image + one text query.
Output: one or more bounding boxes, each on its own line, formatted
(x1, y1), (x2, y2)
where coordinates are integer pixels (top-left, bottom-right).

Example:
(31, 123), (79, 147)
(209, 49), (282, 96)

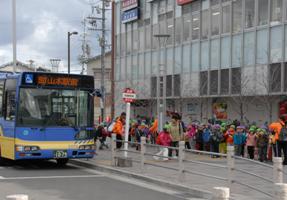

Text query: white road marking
(1, 174), (104, 180)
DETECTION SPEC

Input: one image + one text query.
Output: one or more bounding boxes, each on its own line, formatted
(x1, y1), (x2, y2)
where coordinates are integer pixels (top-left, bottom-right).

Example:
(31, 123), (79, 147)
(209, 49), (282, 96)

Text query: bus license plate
(54, 150), (68, 158)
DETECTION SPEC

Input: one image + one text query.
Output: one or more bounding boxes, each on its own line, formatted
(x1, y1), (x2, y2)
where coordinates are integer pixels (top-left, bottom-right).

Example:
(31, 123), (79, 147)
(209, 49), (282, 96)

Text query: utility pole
(87, 0), (111, 123)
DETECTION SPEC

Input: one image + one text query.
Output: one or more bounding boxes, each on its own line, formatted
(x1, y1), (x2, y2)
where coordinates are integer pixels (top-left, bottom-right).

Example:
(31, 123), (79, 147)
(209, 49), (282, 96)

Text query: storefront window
(258, 0), (268, 26)
(232, 0), (242, 33)
(256, 29), (268, 64)
(244, 32), (255, 66)
(245, 0), (255, 28)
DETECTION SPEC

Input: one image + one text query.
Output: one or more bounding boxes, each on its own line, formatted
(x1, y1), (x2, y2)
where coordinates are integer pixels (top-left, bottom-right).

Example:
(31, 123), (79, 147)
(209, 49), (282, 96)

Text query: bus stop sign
(123, 88), (136, 103)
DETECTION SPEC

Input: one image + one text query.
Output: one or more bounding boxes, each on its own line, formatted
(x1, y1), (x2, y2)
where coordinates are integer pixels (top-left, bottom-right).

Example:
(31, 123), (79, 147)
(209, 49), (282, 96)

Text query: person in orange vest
(269, 116), (285, 157)
(112, 112), (126, 149)
(149, 119), (158, 144)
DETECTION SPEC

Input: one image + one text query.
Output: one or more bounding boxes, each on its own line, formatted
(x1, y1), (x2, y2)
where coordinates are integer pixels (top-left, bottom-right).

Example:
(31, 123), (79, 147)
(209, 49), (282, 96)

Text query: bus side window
(4, 79), (17, 121)
(0, 80), (5, 117)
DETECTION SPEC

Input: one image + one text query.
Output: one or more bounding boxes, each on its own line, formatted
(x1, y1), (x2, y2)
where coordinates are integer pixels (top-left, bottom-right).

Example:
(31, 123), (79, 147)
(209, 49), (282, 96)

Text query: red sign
(122, 0), (138, 12)
(177, 0), (193, 6)
(123, 88), (136, 103)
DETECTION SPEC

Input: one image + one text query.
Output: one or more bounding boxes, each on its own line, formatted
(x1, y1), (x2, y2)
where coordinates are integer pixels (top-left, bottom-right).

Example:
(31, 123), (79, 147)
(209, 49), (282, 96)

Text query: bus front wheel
(56, 158), (69, 166)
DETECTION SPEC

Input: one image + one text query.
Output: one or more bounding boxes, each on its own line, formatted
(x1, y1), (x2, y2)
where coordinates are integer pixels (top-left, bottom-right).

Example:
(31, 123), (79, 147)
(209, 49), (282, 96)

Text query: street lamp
(68, 31), (78, 74)
(153, 34), (170, 132)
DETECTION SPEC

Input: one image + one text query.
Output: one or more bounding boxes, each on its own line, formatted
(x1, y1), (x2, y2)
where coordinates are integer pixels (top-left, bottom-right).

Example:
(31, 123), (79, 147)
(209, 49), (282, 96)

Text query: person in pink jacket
(153, 125), (172, 161)
(246, 128), (256, 159)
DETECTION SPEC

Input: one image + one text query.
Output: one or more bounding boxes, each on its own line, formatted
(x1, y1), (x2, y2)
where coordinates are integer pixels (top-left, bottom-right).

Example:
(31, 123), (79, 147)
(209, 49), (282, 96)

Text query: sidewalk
(73, 143), (286, 200)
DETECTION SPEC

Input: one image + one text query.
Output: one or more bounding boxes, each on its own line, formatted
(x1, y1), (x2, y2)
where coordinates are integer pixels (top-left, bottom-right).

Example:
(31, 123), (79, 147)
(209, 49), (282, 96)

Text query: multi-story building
(113, 0), (287, 124)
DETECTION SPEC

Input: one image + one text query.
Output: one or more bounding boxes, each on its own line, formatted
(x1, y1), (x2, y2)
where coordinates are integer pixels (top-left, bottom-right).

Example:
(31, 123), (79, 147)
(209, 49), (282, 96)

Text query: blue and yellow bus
(0, 72), (95, 165)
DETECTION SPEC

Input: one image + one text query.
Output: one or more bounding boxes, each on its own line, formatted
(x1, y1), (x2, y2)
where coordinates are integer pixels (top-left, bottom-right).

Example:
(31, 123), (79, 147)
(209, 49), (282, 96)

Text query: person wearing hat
(112, 112), (126, 149)
(269, 116), (286, 157)
(224, 125), (235, 146)
(210, 124), (223, 157)
(154, 124), (172, 161)
(168, 115), (183, 158)
(233, 126), (246, 156)
(246, 128), (256, 159)
(256, 129), (269, 162)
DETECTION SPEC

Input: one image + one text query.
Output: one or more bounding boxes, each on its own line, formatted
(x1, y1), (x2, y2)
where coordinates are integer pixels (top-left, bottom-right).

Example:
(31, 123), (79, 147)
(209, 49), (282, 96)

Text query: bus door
(1, 79), (17, 159)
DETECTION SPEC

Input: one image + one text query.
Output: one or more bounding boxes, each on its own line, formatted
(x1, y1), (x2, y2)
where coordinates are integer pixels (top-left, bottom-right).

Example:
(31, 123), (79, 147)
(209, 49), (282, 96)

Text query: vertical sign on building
(122, 0), (138, 12)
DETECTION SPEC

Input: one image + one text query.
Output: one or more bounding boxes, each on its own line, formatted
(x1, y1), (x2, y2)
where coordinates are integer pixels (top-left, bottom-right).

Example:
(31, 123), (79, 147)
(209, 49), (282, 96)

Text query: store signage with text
(177, 0), (193, 6)
(122, 0), (138, 12)
(121, 8), (139, 23)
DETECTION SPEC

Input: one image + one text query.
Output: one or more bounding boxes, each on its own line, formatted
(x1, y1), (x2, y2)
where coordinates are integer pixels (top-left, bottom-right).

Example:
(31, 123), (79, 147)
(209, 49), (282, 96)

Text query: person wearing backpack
(278, 122), (287, 164)
(210, 124), (222, 157)
(202, 125), (211, 151)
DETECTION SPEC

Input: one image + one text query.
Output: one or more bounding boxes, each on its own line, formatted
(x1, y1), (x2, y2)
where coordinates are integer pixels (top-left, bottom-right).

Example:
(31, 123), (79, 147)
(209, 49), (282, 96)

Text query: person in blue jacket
(233, 126), (246, 156)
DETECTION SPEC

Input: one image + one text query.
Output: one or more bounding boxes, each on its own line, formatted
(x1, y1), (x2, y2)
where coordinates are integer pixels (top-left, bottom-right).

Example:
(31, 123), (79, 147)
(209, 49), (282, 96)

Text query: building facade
(86, 52), (112, 123)
(113, 0), (287, 124)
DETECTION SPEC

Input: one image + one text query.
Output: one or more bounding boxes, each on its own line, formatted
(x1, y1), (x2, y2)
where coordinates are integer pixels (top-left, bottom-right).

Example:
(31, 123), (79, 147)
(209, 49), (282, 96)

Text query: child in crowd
(246, 128), (256, 159)
(153, 124), (172, 161)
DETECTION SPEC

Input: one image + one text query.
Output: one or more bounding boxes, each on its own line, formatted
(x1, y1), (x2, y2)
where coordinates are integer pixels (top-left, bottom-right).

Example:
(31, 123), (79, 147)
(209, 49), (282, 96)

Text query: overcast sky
(0, 0), (110, 73)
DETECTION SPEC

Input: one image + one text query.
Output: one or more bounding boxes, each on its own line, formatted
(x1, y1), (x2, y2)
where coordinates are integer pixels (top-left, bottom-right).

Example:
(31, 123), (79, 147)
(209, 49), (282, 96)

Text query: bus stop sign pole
(123, 88), (136, 158)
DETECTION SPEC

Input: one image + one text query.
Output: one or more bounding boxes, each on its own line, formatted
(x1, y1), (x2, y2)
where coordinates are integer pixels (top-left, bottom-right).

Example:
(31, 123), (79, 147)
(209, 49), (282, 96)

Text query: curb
(70, 159), (212, 199)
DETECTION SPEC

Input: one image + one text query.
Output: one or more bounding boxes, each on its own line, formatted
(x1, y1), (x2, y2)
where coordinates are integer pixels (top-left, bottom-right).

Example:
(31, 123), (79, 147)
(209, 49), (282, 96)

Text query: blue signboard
(122, 8), (139, 23)
(24, 73), (34, 84)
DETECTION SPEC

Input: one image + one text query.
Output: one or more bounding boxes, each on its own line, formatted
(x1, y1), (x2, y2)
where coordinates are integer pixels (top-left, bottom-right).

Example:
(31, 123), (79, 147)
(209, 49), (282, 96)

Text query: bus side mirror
(92, 89), (102, 97)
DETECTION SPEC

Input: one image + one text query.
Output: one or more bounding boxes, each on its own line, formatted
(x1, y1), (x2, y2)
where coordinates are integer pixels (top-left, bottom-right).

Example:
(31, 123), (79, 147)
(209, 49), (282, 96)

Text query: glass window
(220, 69), (229, 94)
(201, 10), (209, 39)
(133, 30), (138, 51)
(269, 63), (281, 92)
(285, 26), (287, 61)
(146, 25), (151, 49)
(183, 13), (191, 41)
(211, 0), (220, 6)
(166, 75), (172, 97)
(127, 31), (131, 54)
(115, 59), (120, 81)
(0, 80), (3, 117)
(191, 42), (200, 71)
(270, 26), (283, 63)
(175, 18), (181, 44)
(152, 51), (158, 76)
(231, 68), (241, 94)
(167, 13), (174, 45)
(132, 55), (138, 80)
(183, 44), (190, 73)
(258, 0), (268, 26)
(120, 57), (125, 80)
(200, 71), (208, 95)
(139, 28), (144, 51)
(167, 48), (173, 74)
(232, 35), (242, 67)
(151, 77), (157, 97)
(191, 1), (200, 12)
(221, 37), (231, 68)
(152, 25), (159, 49)
(145, 0), (151, 18)
(175, 47), (181, 74)
(192, 13), (200, 40)
(222, 4), (231, 33)
(174, 74), (181, 96)
(257, 29), (268, 64)
(201, 41), (209, 70)
(145, 52), (151, 77)
(121, 33), (126, 55)
(17, 89), (92, 128)
(210, 70), (218, 95)
(159, 14), (166, 35)
(211, 39), (220, 69)
(211, 7), (220, 36)
(126, 56), (131, 80)
(245, 0), (255, 28)
(244, 32), (255, 66)
(232, 0), (242, 33)
(152, 3), (158, 24)
(202, 0), (210, 9)
(271, 0), (282, 25)
(139, 54), (144, 79)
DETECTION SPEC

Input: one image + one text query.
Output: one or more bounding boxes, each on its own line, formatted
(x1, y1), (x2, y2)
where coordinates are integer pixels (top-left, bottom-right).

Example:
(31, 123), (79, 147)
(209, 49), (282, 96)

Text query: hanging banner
(122, 0), (138, 12)
(177, 0), (193, 6)
(121, 8), (139, 23)
(212, 103), (228, 120)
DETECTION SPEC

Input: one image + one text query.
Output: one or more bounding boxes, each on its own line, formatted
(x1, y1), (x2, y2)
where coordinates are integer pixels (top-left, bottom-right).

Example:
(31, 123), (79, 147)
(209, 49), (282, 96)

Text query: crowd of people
(94, 112), (287, 164)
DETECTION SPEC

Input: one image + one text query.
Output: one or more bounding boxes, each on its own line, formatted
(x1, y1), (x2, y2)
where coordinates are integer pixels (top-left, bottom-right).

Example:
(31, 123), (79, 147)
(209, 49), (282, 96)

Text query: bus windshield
(17, 88), (92, 127)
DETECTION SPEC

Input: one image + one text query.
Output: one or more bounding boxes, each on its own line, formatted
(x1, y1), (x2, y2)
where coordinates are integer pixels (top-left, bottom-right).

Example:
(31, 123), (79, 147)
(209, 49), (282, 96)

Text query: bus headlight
(79, 145), (93, 150)
(16, 146), (40, 152)
(16, 146), (24, 152)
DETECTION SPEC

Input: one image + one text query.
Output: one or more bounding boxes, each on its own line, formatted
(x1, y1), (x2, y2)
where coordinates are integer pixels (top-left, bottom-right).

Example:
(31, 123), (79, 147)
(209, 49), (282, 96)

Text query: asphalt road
(0, 159), (193, 200)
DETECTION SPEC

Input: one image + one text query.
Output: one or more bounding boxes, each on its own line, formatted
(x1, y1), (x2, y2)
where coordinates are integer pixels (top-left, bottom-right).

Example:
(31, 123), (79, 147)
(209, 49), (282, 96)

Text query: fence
(110, 134), (287, 200)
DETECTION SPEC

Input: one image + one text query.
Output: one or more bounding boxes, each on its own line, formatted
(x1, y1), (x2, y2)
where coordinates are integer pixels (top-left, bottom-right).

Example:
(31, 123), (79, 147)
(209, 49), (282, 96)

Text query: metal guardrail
(109, 134), (286, 199)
